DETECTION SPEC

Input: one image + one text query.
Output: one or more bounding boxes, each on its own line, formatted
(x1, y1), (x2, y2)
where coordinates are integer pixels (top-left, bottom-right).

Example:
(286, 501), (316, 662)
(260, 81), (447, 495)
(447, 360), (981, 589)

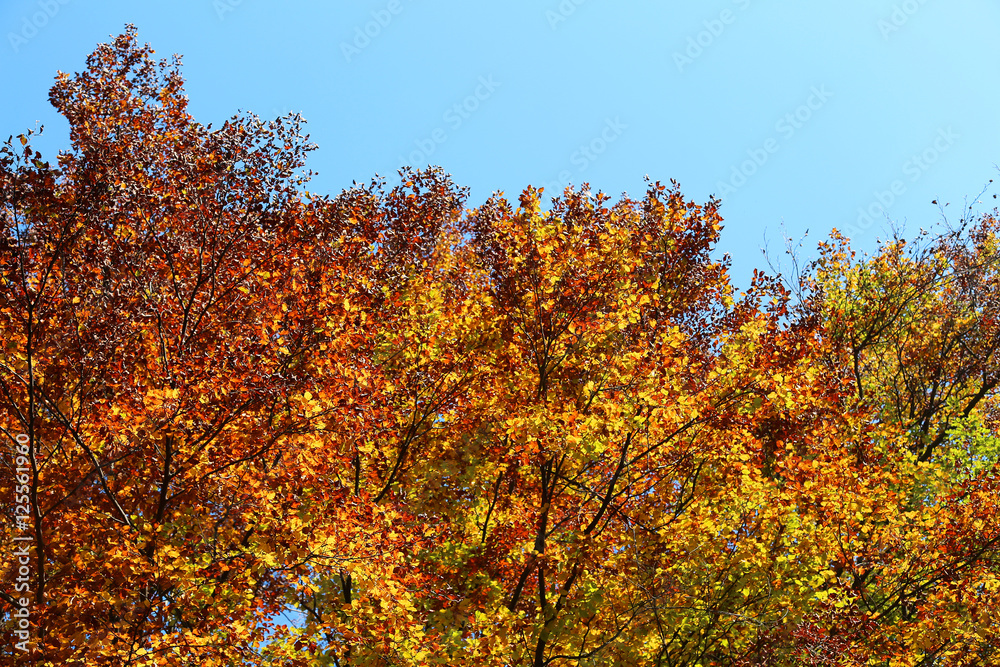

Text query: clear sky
(3, 0), (999, 288)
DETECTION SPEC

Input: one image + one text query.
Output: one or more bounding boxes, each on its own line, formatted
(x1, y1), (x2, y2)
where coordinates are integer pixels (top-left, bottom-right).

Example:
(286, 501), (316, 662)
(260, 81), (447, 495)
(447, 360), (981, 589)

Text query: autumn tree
(2, 27), (1000, 667)
(0, 26), (374, 665)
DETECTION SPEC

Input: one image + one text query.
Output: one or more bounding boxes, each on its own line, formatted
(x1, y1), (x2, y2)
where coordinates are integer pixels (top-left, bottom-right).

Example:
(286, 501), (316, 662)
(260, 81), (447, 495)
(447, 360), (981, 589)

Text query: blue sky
(3, 0), (999, 288)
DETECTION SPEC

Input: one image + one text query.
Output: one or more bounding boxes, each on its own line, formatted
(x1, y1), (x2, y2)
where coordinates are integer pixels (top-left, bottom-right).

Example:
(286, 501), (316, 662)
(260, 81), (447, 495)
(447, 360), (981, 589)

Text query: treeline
(2, 27), (999, 667)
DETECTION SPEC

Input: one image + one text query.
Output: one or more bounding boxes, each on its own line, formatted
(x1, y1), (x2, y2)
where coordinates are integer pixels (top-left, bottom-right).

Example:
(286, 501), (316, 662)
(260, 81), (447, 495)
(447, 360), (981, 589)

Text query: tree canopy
(3, 27), (1000, 667)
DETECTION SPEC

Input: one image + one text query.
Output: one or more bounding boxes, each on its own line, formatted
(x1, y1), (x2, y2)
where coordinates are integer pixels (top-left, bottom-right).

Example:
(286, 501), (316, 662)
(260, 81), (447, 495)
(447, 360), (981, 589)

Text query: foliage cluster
(3, 29), (1000, 666)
